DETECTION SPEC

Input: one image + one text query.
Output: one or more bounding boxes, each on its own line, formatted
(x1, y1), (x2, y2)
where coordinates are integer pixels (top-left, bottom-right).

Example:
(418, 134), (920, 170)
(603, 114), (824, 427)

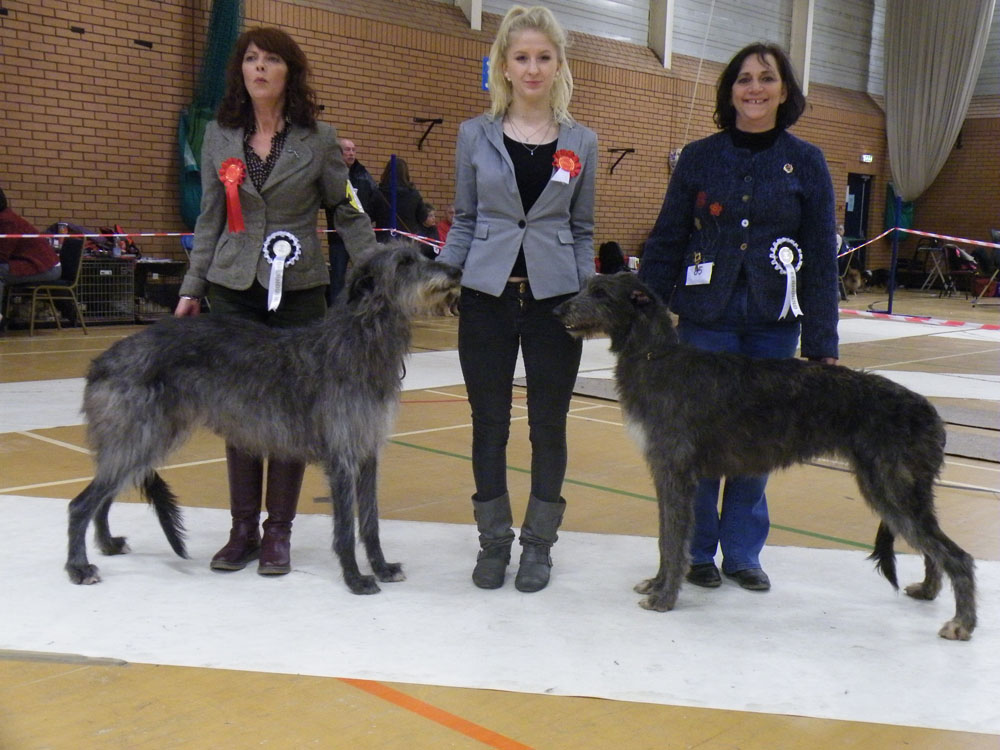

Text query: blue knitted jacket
(638, 129), (839, 359)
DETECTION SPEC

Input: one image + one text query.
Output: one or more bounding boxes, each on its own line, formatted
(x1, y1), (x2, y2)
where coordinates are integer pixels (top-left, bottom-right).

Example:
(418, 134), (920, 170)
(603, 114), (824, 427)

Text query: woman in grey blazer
(176, 27), (377, 577)
(438, 6), (597, 593)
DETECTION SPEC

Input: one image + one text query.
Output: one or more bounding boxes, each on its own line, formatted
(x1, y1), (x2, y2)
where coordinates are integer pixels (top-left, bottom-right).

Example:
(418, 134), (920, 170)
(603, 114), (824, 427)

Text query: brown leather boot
(210, 445), (263, 571)
(258, 458), (305, 576)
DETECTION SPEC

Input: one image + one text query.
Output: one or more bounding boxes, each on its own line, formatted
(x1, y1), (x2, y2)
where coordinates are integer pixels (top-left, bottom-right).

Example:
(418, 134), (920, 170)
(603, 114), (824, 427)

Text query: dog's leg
(904, 520), (976, 641)
(93, 496), (130, 556)
(327, 458), (380, 594)
(636, 468), (695, 612)
(66, 480), (117, 584)
(859, 463), (976, 640)
(356, 454), (404, 583)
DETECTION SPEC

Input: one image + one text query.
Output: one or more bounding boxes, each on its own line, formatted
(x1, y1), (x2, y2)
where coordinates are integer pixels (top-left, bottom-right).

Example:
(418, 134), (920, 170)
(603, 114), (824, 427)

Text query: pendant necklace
(506, 115), (552, 156)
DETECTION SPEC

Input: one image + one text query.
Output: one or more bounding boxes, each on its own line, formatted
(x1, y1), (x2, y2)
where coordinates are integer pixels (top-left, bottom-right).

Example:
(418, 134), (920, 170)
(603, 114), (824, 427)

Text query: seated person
(0, 187), (61, 316)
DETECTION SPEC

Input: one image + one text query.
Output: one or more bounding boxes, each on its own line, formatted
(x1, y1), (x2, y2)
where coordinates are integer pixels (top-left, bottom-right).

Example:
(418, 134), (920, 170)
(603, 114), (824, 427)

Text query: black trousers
(457, 281), (582, 503)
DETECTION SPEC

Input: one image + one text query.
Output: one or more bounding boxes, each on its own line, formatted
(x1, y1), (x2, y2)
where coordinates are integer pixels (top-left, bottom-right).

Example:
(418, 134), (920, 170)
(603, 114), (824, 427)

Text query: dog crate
(79, 257), (136, 324)
(135, 259), (187, 322)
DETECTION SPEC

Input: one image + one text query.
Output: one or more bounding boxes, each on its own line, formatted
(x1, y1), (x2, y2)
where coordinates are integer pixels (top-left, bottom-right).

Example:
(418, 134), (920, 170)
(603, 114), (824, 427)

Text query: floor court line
(340, 678), (534, 750)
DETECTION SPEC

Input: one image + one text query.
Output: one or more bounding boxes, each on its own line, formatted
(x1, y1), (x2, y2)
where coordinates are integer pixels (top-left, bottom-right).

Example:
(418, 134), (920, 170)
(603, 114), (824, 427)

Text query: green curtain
(179, 0), (243, 229)
(884, 182), (914, 241)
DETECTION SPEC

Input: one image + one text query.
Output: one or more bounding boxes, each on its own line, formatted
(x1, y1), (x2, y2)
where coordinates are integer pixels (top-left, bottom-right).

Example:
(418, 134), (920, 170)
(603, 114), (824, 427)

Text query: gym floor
(1, 285), (998, 749)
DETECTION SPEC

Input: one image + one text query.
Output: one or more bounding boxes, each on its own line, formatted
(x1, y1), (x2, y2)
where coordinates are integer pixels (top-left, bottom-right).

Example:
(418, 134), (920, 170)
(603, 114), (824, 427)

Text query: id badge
(686, 261), (713, 285)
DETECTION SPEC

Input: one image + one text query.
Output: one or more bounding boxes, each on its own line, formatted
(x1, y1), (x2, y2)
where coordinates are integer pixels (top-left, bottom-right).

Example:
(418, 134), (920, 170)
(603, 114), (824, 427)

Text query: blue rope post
(886, 193), (902, 314)
(389, 154), (398, 233)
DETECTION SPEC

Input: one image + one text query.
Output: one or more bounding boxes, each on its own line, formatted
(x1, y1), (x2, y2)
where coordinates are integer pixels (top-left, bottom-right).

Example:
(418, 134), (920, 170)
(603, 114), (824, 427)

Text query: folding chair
(4, 238), (88, 336)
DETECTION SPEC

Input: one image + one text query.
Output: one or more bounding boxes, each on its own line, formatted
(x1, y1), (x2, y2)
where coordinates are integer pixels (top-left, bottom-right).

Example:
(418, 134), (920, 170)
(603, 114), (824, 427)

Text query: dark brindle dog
(554, 272), (976, 640)
(65, 243), (461, 594)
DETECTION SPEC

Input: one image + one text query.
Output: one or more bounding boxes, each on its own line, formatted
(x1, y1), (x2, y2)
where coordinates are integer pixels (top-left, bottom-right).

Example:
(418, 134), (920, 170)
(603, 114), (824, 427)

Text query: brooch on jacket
(551, 149), (582, 184)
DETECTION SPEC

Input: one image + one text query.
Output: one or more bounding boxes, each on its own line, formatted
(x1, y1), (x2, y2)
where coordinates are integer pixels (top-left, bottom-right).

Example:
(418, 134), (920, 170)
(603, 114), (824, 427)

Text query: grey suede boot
(471, 493), (515, 589)
(514, 495), (566, 593)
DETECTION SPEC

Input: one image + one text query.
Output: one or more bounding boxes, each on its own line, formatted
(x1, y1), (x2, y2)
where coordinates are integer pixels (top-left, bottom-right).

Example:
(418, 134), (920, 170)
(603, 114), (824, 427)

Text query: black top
(504, 134), (558, 278)
(728, 127), (781, 153)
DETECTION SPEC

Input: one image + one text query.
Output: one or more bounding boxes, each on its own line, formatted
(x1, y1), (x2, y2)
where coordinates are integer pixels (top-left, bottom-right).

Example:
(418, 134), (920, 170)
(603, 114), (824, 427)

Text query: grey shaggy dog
(554, 272), (976, 640)
(65, 243), (461, 594)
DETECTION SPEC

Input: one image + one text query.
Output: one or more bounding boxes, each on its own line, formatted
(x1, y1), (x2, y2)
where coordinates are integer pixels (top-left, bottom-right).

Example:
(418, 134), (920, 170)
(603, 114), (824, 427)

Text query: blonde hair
(487, 5), (574, 124)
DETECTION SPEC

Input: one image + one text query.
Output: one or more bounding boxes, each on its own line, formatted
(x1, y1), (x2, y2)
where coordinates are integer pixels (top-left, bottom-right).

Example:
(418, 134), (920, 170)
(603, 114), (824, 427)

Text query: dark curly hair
(216, 27), (318, 131)
(714, 42), (805, 131)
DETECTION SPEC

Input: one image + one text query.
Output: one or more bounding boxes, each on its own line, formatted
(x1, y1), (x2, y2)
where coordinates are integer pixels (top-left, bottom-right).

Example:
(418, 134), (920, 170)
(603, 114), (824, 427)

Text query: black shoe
(724, 568), (771, 591)
(685, 562), (722, 588)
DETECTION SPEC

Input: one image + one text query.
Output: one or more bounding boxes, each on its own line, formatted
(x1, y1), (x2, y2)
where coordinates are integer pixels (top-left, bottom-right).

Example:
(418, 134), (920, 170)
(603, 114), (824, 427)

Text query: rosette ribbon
(262, 230), (302, 311)
(551, 149), (582, 185)
(768, 237), (804, 319)
(219, 158), (247, 233)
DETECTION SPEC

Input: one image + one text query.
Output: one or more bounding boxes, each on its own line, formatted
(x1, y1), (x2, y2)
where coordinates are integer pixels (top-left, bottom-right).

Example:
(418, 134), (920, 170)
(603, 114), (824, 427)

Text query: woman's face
(503, 29), (559, 106)
(730, 53), (787, 132)
(242, 42), (288, 105)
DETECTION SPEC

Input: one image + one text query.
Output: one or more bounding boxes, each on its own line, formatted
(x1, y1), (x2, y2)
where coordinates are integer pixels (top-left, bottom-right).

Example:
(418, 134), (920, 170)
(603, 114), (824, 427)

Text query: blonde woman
(438, 5), (597, 592)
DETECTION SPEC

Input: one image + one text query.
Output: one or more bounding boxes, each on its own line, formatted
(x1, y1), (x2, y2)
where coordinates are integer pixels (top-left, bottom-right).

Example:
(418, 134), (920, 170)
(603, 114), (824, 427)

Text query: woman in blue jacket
(638, 42), (839, 593)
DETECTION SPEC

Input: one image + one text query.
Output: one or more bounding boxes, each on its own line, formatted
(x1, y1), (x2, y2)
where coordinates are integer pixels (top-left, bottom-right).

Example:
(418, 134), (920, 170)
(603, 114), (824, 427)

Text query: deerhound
(554, 272), (976, 640)
(65, 243), (461, 594)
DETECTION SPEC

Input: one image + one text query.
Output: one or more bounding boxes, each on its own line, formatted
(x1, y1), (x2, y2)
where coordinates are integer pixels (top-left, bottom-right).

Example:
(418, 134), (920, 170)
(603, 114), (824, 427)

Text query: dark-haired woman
(176, 27), (376, 576)
(638, 42), (838, 593)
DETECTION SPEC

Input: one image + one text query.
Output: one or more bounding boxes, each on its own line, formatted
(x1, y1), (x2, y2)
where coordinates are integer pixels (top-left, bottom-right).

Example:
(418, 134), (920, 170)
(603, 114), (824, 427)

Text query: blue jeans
(458, 282), (582, 503)
(677, 283), (801, 573)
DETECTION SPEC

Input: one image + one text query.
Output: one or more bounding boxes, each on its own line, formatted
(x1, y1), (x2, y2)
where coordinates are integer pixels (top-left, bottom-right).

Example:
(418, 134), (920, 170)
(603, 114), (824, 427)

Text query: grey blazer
(180, 121), (377, 298)
(437, 114), (597, 299)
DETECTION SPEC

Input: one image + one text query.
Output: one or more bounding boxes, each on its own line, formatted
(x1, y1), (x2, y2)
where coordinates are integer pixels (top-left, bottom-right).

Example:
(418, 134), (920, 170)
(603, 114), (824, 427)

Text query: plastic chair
(6, 238), (89, 336)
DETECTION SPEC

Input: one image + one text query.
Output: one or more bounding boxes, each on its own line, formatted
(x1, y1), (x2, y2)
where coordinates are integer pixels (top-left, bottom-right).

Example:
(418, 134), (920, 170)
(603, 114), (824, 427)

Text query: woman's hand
(174, 297), (202, 318)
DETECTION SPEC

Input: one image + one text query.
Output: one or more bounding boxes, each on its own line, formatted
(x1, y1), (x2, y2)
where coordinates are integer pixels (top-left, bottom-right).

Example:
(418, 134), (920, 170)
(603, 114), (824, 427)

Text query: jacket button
(744, 175), (752, 183)
(740, 243), (748, 250)
(742, 194), (750, 202)
(518, 219), (526, 228)
(741, 219), (749, 227)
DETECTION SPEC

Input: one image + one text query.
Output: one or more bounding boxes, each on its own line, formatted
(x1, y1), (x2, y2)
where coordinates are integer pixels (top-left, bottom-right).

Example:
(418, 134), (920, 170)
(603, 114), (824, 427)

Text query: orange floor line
(340, 678), (533, 750)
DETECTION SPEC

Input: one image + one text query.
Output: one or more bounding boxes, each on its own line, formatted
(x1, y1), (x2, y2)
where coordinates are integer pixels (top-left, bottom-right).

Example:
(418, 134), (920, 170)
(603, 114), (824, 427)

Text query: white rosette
(262, 230), (302, 311)
(768, 237), (804, 319)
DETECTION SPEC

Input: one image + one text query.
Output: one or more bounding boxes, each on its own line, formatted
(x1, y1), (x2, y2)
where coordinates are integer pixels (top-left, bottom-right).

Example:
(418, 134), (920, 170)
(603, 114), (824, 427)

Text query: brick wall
(1, 0), (995, 269)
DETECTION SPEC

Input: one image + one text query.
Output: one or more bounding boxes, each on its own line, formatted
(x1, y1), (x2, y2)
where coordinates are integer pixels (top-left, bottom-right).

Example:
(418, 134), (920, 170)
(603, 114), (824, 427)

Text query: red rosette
(218, 158), (247, 233)
(552, 149), (582, 178)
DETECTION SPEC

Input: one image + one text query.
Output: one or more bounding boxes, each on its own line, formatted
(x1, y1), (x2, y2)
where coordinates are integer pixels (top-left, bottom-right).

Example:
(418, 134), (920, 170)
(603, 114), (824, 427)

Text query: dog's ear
(630, 288), (653, 308)
(347, 271), (375, 303)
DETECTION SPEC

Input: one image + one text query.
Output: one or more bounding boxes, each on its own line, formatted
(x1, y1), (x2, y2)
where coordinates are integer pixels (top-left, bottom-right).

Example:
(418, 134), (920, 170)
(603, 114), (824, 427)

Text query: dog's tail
(142, 472), (188, 559)
(868, 522), (898, 589)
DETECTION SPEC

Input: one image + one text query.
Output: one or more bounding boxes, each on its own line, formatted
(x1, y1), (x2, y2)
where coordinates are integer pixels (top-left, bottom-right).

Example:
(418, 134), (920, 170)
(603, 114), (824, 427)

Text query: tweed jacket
(638, 129), (839, 359)
(180, 121), (377, 298)
(437, 113), (597, 299)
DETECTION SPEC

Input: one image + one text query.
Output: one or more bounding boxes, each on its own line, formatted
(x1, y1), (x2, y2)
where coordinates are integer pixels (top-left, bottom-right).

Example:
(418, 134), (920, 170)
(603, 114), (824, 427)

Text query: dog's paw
(632, 578), (663, 594)
(345, 573), (381, 595)
(638, 594), (675, 612)
(98, 536), (131, 556)
(904, 581), (939, 600)
(938, 620), (973, 641)
(373, 562), (405, 583)
(66, 564), (101, 585)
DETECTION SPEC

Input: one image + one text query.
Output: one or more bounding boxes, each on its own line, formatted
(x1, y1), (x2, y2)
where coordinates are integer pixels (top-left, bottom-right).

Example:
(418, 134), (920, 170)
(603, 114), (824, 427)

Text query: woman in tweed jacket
(176, 27), (376, 577)
(639, 42), (839, 593)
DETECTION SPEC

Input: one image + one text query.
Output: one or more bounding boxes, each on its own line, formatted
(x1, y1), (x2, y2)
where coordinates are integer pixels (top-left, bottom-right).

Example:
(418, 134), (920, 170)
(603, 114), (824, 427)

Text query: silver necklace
(505, 116), (553, 156)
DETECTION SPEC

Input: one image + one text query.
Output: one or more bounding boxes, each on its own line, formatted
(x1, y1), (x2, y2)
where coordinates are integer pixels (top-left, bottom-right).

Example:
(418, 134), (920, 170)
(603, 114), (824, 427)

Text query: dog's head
(346, 241), (462, 315)
(554, 273), (661, 343)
